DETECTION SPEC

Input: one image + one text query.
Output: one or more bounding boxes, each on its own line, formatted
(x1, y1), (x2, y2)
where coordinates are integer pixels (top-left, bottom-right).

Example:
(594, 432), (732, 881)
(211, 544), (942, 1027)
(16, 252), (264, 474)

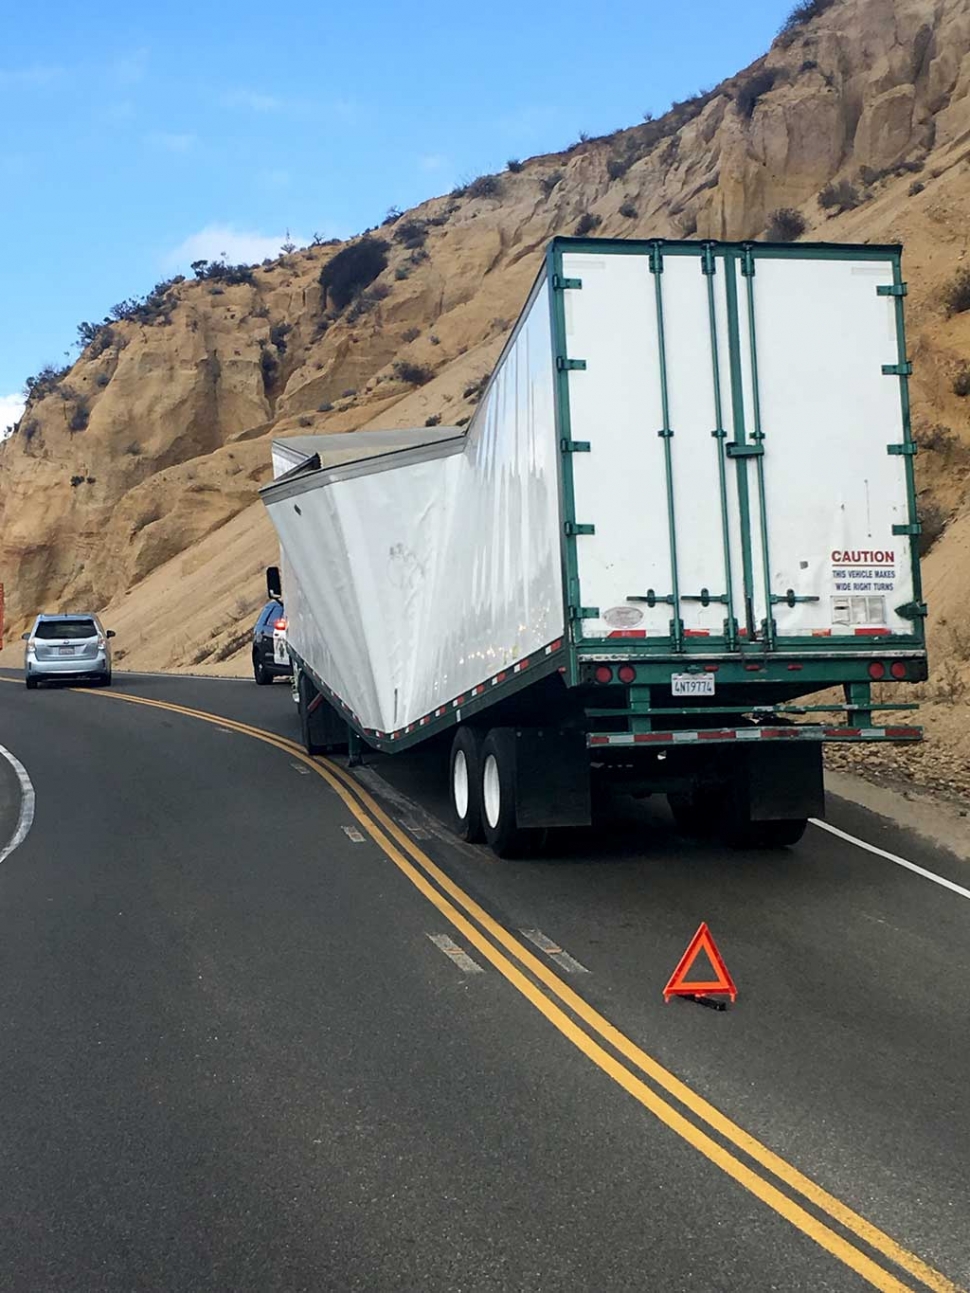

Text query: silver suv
(22, 614), (115, 689)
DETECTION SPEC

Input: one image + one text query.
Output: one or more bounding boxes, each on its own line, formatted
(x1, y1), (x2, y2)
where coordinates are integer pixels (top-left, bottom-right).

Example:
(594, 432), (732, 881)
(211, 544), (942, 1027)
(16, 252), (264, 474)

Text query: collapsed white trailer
(261, 236), (927, 855)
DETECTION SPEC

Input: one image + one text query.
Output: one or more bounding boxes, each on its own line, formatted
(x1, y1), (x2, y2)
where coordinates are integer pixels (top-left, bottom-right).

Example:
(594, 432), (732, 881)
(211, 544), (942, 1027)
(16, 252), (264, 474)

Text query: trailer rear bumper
(587, 724), (922, 748)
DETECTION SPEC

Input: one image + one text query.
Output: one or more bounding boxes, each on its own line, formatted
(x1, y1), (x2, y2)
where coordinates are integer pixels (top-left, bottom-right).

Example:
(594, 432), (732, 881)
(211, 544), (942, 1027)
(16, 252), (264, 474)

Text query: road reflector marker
(427, 933), (484, 974)
(290, 762), (311, 775)
(663, 922), (737, 1004)
(341, 825), (365, 843)
(520, 928), (589, 974)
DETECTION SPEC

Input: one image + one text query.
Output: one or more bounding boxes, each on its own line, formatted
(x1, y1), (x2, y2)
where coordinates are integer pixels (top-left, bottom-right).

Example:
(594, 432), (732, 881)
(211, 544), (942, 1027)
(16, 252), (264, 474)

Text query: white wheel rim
(453, 749), (469, 820)
(483, 754), (501, 830)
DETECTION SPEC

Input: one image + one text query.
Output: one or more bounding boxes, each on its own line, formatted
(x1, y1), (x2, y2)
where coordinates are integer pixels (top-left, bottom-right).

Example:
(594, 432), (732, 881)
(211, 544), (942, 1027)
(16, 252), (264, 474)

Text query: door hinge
(740, 245), (756, 277)
(726, 442), (764, 458)
(882, 361), (913, 376)
(560, 438), (591, 453)
(552, 273), (582, 290)
(892, 522), (921, 535)
(564, 522), (595, 536)
(557, 356), (587, 372)
(700, 243), (717, 276)
(895, 600), (928, 620)
(648, 241), (664, 274)
(887, 442), (917, 456)
(877, 283), (908, 297)
(569, 605), (600, 620)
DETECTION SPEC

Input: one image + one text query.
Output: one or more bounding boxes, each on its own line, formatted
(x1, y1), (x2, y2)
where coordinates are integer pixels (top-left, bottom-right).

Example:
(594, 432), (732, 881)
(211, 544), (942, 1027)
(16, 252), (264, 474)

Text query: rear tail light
(274, 618), (287, 631)
(594, 665), (613, 684)
(890, 661), (907, 680)
(618, 664), (636, 684)
(867, 661), (886, 680)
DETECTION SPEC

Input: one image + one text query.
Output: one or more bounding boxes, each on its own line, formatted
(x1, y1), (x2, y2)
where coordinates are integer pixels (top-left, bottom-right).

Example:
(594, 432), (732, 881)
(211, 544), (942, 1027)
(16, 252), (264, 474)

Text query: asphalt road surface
(0, 668), (967, 1293)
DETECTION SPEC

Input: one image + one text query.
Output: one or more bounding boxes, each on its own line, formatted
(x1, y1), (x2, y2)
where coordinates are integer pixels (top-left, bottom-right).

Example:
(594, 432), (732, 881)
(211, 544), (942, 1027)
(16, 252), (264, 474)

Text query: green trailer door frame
(547, 236), (926, 670)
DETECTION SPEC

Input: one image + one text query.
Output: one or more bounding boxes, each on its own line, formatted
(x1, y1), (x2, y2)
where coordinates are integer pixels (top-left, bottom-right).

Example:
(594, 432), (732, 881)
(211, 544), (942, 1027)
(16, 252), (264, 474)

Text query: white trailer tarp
(263, 279), (563, 734)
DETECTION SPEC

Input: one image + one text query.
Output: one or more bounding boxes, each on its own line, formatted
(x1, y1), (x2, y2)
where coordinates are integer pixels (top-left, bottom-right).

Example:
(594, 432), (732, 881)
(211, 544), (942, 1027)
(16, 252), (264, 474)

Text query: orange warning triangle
(663, 922), (737, 1002)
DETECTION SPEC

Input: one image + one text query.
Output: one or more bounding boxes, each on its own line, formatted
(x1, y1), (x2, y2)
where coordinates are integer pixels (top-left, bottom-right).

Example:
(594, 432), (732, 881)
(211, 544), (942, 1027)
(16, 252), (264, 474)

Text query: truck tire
(722, 817), (808, 849)
(299, 670), (349, 756)
(480, 728), (531, 858)
(449, 726), (484, 842)
(667, 789), (719, 839)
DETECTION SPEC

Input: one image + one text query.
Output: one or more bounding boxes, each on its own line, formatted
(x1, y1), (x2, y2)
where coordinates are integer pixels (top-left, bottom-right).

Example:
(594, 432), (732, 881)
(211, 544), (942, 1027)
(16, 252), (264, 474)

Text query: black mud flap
(735, 742), (824, 822)
(300, 671), (349, 754)
(512, 728), (591, 828)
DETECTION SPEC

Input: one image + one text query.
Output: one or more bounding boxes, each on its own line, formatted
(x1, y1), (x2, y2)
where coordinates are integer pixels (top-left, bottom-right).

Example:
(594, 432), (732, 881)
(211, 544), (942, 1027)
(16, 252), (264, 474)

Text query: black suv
(252, 599), (290, 685)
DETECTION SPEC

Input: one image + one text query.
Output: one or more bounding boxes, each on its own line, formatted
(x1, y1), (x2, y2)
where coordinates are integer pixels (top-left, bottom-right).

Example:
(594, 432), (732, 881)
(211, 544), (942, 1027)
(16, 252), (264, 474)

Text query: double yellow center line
(76, 685), (963, 1293)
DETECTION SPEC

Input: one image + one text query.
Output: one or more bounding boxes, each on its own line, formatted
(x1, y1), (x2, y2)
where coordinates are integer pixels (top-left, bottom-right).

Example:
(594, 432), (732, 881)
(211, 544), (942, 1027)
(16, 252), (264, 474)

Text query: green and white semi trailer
(261, 236), (927, 855)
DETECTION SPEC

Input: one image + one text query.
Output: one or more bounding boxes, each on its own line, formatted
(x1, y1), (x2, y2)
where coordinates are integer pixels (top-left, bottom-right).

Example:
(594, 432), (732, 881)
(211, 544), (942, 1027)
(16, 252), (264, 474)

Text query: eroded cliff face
(2, 0), (969, 781)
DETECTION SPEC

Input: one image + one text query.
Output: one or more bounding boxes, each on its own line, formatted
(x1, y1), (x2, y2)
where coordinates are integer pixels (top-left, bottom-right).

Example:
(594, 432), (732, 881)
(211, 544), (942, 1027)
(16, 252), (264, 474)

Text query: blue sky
(1, 0), (796, 425)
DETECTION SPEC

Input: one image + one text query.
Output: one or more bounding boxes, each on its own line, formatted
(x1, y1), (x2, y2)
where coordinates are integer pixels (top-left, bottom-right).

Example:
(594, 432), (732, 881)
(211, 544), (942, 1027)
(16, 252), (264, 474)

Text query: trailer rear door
(554, 242), (920, 650)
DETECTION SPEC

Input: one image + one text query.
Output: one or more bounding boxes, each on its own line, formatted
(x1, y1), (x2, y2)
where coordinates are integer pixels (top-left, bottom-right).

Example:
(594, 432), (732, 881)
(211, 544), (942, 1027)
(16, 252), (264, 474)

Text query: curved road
(0, 670), (966, 1292)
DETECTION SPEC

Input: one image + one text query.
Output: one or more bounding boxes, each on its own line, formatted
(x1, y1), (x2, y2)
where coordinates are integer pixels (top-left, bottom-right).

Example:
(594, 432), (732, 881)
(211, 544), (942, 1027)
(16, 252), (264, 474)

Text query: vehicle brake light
(867, 661), (885, 680)
(618, 664), (636, 684)
(274, 618), (287, 631)
(594, 665), (613, 684)
(890, 661), (907, 680)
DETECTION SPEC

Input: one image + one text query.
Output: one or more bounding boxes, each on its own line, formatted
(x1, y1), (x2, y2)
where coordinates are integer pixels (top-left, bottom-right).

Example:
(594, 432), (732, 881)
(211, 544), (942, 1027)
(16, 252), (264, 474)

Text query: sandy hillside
(2, 0), (969, 795)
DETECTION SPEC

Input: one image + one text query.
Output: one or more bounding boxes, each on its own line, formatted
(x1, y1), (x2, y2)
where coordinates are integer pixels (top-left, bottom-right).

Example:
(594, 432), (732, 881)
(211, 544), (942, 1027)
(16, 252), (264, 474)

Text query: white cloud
(164, 223), (309, 269)
(112, 48), (149, 85)
(221, 88), (283, 112)
(0, 393), (25, 437)
(146, 131), (196, 153)
(258, 168), (290, 189)
(0, 65), (64, 89)
(100, 100), (136, 123)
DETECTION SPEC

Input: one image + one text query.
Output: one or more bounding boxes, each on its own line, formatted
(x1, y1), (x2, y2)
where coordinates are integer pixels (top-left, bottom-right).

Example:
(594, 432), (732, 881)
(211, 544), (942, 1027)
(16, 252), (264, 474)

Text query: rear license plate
(58, 646), (74, 656)
(273, 634), (289, 666)
(671, 673), (714, 697)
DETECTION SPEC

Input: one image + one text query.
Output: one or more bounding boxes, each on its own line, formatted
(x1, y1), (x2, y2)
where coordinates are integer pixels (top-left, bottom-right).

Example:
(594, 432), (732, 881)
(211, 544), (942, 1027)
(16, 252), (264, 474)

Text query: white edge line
(0, 743), (35, 865)
(809, 818), (970, 902)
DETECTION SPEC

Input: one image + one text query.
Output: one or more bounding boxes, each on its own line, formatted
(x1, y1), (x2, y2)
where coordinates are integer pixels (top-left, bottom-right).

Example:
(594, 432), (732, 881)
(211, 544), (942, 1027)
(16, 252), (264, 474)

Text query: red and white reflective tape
(587, 725), (921, 748)
(347, 637), (567, 745)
